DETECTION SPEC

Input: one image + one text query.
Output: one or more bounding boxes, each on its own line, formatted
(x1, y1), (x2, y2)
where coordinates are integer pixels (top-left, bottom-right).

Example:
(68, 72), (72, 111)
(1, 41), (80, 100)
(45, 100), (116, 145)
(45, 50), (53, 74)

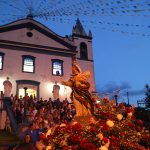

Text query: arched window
(0, 52), (5, 70)
(51, 59), (63, 76)
(80, 42), (88, 60)
(22, 55), (35, 73)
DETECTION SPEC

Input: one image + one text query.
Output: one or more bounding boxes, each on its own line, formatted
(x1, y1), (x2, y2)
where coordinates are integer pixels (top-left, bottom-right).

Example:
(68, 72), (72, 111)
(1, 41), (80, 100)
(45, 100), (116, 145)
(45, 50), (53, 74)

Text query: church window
(0, 52), (5, 70)
(52, 59), (63, 76)
(80, 42), (88, 60)
(22, 55), (35, 73)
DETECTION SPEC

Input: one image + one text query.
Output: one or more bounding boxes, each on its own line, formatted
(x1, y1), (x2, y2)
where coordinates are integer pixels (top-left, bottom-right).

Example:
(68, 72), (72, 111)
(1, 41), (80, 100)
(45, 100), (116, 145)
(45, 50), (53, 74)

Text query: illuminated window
(52, 59), (63, 76)
(80, 42), (88, 60)
(0, 52), (5, 70)
(22, 55), (35, 73)
(0, 56), (2, 70)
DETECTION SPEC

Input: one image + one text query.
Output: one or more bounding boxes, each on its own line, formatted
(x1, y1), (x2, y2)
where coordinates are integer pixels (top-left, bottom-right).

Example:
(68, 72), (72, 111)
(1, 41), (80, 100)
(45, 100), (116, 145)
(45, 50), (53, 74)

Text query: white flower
(127, 112), (133, 118)
(117, 114), (123, 121)
(137, 132), (141, 136)
(72, 121), (78, 125)
(106, 120), (114, 127)
(96, 133), (103, 140)
(44, 120), (48, 124)
(60, 123), (66, 127)
(99, 146), (108, 150)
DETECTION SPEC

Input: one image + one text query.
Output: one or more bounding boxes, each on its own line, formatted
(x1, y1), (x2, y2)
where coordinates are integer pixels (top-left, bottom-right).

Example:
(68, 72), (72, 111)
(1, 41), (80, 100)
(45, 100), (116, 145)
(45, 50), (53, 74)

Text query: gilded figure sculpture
(62, 57), (94, 116)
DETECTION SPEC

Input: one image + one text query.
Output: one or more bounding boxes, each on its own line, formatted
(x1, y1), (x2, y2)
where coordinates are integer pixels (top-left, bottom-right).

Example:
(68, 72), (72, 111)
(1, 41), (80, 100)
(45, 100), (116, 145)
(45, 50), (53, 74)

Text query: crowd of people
(9, 94), (76, 150)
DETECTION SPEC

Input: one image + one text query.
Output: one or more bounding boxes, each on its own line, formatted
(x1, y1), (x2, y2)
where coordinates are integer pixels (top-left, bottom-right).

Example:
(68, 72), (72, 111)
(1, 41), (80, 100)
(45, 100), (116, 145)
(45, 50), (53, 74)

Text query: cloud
(122, 89), (146, 96)
(96, 81), (131, 95)
(96, 81), (146, 98)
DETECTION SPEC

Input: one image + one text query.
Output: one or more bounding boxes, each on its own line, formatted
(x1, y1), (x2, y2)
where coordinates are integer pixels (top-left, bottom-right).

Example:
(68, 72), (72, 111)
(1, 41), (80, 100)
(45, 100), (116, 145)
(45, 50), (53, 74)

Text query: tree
(144, 84), (150, 108)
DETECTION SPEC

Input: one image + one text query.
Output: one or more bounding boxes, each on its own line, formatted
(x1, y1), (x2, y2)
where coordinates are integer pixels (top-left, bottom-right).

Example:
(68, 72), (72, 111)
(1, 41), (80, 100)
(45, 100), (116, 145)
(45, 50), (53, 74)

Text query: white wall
(0, 23), (70, 51)
(73, 37), (93, 60)
(73, 36), (96, 92)
(0, 48), (72, 100)
(0, 19), (96, 100)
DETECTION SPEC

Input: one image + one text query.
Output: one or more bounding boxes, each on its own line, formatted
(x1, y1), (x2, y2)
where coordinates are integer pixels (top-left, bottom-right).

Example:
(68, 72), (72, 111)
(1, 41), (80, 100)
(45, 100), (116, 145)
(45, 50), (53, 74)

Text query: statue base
(72, 115), (93, 126)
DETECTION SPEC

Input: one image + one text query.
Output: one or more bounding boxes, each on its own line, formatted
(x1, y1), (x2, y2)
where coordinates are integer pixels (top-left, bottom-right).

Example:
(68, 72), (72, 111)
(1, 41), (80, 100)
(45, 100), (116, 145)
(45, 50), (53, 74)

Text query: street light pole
(114, 94), (118, 106)
(127, 92), (130, 105)
(24, 87), (28, 121)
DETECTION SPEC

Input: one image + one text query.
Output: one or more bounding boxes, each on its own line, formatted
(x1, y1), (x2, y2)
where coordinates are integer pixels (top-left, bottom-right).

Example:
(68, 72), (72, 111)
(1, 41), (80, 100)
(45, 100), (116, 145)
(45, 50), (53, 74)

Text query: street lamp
(114, 94), (118, 106)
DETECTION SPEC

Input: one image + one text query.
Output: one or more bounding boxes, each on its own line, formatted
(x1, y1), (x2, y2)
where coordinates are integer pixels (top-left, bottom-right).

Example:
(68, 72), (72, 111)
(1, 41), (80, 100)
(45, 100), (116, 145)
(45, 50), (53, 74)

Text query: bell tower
(72, 18), (96, 92)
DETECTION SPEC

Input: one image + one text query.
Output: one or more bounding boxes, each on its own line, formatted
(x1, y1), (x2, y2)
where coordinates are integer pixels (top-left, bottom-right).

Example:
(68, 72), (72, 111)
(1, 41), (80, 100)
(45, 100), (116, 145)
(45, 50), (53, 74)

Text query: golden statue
(62, 57), (94, 116)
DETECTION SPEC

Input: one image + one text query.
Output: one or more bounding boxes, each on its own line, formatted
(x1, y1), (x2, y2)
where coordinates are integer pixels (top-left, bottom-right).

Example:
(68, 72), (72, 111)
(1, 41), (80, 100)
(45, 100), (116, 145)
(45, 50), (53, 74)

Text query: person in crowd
(24, 93), (30, 102)
(13, 134), (36, 150)
(0, 91), (4, 98)
(15, 107), (22, 124)
(10, 93), (78, 147)
(25, 123), (39, 145)
(36, 136), (46, 150)
(5, 116), (11, 132)
(66, 111), (73, 122)
(18, 126), (28, 141)
(70, 104), (76, 117)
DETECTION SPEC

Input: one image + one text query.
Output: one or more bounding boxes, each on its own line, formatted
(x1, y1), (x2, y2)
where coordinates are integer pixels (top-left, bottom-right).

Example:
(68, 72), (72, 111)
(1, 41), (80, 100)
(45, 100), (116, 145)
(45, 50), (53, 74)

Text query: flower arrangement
(44, 98), (149, 150)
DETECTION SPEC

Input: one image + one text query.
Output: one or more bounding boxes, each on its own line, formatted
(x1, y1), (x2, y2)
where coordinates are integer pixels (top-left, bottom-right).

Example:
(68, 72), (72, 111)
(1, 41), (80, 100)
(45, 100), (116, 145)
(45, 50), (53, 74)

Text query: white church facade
(0, 16), (96, 101)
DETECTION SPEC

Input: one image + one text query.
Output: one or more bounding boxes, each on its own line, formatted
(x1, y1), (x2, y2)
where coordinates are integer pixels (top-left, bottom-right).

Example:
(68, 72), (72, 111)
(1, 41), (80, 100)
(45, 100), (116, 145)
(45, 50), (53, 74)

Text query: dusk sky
(0, 0), (150, 104)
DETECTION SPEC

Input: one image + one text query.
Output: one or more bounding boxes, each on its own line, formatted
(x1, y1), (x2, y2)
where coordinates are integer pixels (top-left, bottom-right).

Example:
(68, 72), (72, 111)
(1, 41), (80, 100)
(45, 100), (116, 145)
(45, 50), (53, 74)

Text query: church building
(0, 16), (96, 101)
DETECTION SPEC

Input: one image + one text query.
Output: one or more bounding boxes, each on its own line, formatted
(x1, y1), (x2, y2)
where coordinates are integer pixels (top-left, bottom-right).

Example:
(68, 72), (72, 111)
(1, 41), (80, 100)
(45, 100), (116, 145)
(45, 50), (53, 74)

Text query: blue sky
(0, 0), (150, 104)
(39, 17), (150, 105)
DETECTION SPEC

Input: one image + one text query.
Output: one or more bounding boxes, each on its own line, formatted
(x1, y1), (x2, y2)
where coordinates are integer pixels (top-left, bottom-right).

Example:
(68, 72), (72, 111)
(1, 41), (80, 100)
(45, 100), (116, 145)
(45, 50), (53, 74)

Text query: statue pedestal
(73, 115), (93, 126)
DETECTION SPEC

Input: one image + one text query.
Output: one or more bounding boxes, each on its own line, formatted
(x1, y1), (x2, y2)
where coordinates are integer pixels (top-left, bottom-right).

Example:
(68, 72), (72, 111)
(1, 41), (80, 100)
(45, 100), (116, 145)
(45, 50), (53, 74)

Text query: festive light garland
(0, 0), (149, 37)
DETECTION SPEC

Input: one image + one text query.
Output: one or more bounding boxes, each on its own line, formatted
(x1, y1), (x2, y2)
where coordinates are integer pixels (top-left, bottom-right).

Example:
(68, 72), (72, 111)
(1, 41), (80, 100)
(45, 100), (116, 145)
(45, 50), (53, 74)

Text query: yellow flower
(117, 114), (123, 121)
(105, 139), (110, 148)
(127, 112), (133, 118)
(46, 129), (52, 137)
(99, 146), (108, 150)
(96, 133), (103, 140)
(46, 145), (52, 150)
(61, 140), (67, 146)
(106, 120), (114, 127)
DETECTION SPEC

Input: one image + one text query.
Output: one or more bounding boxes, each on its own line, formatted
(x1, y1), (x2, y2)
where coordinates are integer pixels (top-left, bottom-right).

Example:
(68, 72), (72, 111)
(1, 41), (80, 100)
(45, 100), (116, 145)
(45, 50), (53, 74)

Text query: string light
(0, 0), (149, 37)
